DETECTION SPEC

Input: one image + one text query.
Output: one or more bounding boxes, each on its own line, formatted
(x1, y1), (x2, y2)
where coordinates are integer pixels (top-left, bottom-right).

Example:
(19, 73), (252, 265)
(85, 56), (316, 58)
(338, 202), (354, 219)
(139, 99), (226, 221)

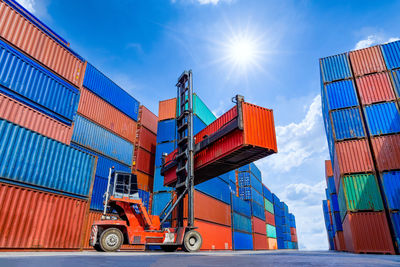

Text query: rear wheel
(161, 245), (179, 252)
(183, 230), (202, 252)
(99, 228), (123, 252)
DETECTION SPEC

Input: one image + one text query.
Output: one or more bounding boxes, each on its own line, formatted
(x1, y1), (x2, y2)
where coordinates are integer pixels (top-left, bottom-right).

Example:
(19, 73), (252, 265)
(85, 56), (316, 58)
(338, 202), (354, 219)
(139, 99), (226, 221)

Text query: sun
(227, 38), (257, 67)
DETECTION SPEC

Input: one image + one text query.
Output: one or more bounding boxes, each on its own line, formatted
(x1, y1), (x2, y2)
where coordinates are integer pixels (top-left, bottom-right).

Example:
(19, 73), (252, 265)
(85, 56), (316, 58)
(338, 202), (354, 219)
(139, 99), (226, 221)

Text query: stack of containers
(133, 106), (158, 193)
(323, 200), (335, 250)
(273, 194), (285, 249)
(263, 185), (278, 250)
(231, 195), (254, 250)
(0, 0), (98, 250)
(320, 42), (398, 254)
(282, 203), (292, 249)
(289, 214), (298, 249)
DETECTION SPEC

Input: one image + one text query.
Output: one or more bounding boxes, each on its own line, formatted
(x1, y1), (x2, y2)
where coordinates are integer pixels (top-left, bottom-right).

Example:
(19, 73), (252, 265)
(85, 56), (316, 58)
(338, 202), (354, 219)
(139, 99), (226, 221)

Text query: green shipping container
(264, 198), (274, 214)
(177, 94), (216, 125)
(266, 224), (277, 238)
(338, 174), (384, 222)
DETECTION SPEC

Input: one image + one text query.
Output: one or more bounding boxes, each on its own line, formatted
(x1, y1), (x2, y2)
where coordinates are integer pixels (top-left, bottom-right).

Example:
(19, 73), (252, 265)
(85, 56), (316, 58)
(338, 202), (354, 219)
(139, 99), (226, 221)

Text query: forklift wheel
(183, 230), (202, 252)
(99, 228), (123, 252)
(161, 245), (179, 252)
(94, 244), (104, 252)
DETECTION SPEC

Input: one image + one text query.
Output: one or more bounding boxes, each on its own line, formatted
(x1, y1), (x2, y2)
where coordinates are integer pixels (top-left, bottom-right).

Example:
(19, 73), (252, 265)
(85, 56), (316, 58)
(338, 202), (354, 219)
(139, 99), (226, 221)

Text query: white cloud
(16, 0), (36, 14)
(354, 35), (400, 50)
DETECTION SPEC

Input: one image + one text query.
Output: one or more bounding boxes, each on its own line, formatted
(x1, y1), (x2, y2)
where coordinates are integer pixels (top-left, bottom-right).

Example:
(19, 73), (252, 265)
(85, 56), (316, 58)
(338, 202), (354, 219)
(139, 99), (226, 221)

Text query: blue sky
(18, 0), (400, 250)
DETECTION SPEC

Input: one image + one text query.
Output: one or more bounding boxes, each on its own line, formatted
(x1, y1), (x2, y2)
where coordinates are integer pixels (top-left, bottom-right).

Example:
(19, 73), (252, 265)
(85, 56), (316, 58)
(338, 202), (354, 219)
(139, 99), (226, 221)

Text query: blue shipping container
(153, 167), (172, 192)
(156, 119), (176, 144)
(83, 63), (139, 121)
(331, 107), (365, 140)
(263, 185), (273, 202)
(332, 211), (343, 233)
(90, 175), (107, 210)
(238, 163), (261, 181)
(320, 53), (352, 83)
(251, 201), (265, 220)
(238, 172), (263, 194)
(229, 180), (236, 195)
(330, 194), (340, 212)
(232, 195), (252, 218)
(325, 80), (359, 110)
(364, 102), (400, 136)
(327, 176), (336, 195)
(273, 193), (280, 205)
(0, 119), (96, 197)
(381, 40), (400, 70)
(152, 192), (173, 217)
(232, 212), (252, 233)
(239, 187), (263, 206)
(195, 177), (231, 204)
(0, 39), (79, 125)
(391, 69), (400, 97)
(390, 212), (400, 248)
(277, 238), (285, 249)
(72, 115), (133, 165)
(155, 141), (175, 167)
(233, 231), (253, 250)
(382, 171), (400, 210)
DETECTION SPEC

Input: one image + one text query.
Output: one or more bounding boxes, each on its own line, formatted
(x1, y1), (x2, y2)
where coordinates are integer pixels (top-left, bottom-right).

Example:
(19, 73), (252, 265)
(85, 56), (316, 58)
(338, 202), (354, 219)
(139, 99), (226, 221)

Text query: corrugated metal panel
(330, 107), (366, 140)
(90, 175), (107, 211)
(155, 141), (175, 168)
(72, 115), (133, 165)
(325, 80), (359, 110)
(238, 171), (262, 193)
(251, 201), (265, 220)
(238, 163), (262, 181)
(364, 102), (400, 136)
(382, 171), (400, 211)
(134, 147), (155, 175)
(263, 185), (272, 201)
(158, 98), (176, 121)
(188, 219), (232, 250)
(232, 195), (251, 218)
(232, 212), (252, 233)
(371, 135), (400, 171)
(0, 39), (79, 125)
(355, 72), (396, 105)
(137, 126), (156, 154)
(139, 106), (158, 134)
(252, 216), (266, 235)
(0, 93), (72, 144)
(82, 63), (139, 121)
(238, 186), (263, 206)
(156, 119), (175, 144)
(349, 46), (387, 77)
(390, 212), (400, 250)
(253, 233), (268, 250)
(264, 198), (274, 214)
(233, 231), (253, 250)
(135, 170), (153, 192)
(195, 177), (231, 205)
(193, 94), (217, 125)
(0, 182), (88, 249)
(77, 87), (137, 143)
(343, 212), (395, 254)
(381, 40), (400, 70)
(320, 53), (352, 83)
(391, 69), (400, 97)
(332, 212), (342, 233)
(0, 1), (84, 87)
(151, 192), (173, 218)
(330, 194), (340, 212)
(0, 119), (96, 197)
(153, 167), (171, 192)
(334, 231), (346, 251)
(267, 237), (277, 250)
(265, 211), (275, 226)
(325, 160), (333, 177)
(338, 174), (383, 221)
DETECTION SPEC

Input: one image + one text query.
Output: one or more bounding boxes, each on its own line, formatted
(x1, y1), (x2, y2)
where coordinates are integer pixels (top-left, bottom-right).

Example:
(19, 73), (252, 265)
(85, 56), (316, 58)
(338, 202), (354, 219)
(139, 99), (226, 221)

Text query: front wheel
(99, 228), (123, 252)
(183, 230), (202, 252)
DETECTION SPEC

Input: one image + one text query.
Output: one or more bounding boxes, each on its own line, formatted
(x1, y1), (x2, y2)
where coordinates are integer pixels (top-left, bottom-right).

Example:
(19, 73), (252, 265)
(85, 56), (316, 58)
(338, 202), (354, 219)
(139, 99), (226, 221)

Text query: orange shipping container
(0, 1), (85, 87)
(290, 227), (297, 236)
(137, 126), (157, 154)
(334, 231), (346, 252)
(355, 72), (396, 105)
(135, 170), (153, 192)
(158, 98), (177, 121)
(78, 88), (137, 143)
(0, 182), (87, 250)
(325, 160), (333, 177)
(252, 216), (266, 235)
(253, 233), (268, 250)
(371, 135), (400, 171)
(139, 106), (158, 134)
(267, 238), (277, 250)
(0, 93), (72, 144)
(349, 46), (387, 77)
(343, 212), (395, 254)
(134, 147), (155, 176)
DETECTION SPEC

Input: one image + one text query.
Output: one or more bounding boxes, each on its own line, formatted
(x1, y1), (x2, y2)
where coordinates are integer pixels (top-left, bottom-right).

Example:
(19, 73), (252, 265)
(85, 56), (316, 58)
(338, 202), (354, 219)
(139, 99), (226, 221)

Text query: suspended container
(371, 135), (400, 171)
(349, 46), (387, 77)
(355, 72), (396, 105)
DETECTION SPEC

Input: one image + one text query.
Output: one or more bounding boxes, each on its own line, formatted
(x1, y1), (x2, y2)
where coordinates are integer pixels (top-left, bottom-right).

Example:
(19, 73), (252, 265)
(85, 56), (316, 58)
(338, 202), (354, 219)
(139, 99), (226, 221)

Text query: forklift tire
(94, 244), (104, 252)
(99, 228), (123, 252)
(161, 245), (179, 252)
(183, 230), (202, 252)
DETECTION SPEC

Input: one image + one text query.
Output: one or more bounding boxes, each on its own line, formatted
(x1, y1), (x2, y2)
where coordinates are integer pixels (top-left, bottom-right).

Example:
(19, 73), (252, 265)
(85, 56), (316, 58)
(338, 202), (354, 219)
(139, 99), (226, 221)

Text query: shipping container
(0, 39), (79, 125)
(238, 187), (263, 206)
(332, 212), (343, 233)
(324, 80), (359, 110)
(263, 185), (272, 202)
(136, 126), (156, 154)
(329, 194), (340, 212)
(355, 72), (396, 105)
(371, 134), (400, 172)
(0, 1), (84, 87)
(251, 201), (266, 221)
(343, 212), (395, 254)
(325, 160), (334, 177)
(135, 170), (153, 192)
(391, 69), (400, 97)
(232, 195), (252, 218)
(156, 119), (175, 144)
(266, 224), (276, 238)
(151, 192), (173, 218)
(77, 87), (137, 143)
(334, 231), (346, 251)
(139, 106), (158, 134)
(327, 176), (336, 195)
(232, 212), (252, 233)
(177, 94), (217, 126)
(83, 63), (139, 121)
(330, 107), (366, 140)
(349, 46), (387, 77)
(381, 171), (400, 211)
(364, 102), (400, 136)
(155, 141), (175, 168)
(158, 98), (176, 121)
(0, 93), (72, 144)
(338, 174), (383, 221)
(195, 177), (231, 205)
(252, 216), (266, 235)
(265, 211), (275, 226)
(0, 119), (96, 197)
(90, 175), (107, 211)
(381, 40), (400, 70)
(253, 233), (268, 250)
(189, 219), (232, 250)
(153, 167), (170, 192)
(134, 147), (155, 175)
(238, 163), (262, 181)
(72, 115), (133, 166)
(232, 231), (253, 250)
(267, 238), (277, 250)
(390, 212), (400, 250)
(0, 182), (87, 249)
(320, 53), (352, 83)
(238, 172), (263, 193)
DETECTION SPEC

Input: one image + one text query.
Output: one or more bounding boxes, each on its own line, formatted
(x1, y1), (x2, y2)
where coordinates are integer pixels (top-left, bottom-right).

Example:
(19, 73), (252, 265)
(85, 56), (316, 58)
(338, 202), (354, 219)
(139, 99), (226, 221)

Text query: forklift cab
(110, 171), (139, 200)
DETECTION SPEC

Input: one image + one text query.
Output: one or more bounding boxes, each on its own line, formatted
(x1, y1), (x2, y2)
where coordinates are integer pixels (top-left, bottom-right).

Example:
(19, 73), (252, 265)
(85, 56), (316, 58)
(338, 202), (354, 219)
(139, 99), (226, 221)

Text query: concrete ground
(0, 250), (400, 267)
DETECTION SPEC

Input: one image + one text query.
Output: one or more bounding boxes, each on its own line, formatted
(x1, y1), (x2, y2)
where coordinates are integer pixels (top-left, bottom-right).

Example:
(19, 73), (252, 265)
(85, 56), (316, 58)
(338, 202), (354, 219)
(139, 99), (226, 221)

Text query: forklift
(90, 71), (202, 252)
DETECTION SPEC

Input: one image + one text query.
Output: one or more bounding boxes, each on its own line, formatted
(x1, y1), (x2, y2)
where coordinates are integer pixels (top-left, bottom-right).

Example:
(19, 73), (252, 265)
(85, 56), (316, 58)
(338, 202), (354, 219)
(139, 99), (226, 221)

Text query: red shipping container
(0, 1), (85, 87)
(0, 182), (87, 250)
(139, 106), (158, 134)
(137, 126), (157, 154)
(267, 237), (277, 250)
(134, 147), (155, 176)
(164, 102), (277, 186)
(334, 231), (346, 252)
(371, 135), (400, 171)
(325, 160), (333, 177)
(349, 46), (387, 77)
(158, 98), (177, 121)
(333, 139), (375, 191)
(355, 72), (396, 105)
(343, 212), (395, 254)
(253, 233), (268, 250)
(135, 170), (153, 192)
(252, 216), (266, 235)
(265, 211), (275, 226)
(291, 234), (298, 243)
(78, 87), (137, 143)
(0, 92), (72, 144)
(290, 227), (297, 236)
